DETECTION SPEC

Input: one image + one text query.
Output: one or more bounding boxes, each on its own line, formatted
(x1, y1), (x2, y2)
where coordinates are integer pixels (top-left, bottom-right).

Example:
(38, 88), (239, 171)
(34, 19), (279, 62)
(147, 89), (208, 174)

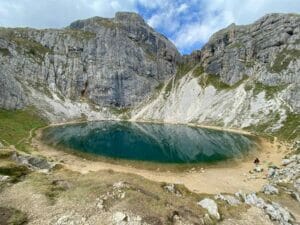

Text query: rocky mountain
(0, 12), (179, 111)
(132, 13), (300, 140)
(0, 12), (299, 139)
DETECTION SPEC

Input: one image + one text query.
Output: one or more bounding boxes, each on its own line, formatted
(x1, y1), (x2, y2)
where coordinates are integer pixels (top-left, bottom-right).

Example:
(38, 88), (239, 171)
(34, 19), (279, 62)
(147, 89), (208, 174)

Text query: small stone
(0, 141), (4, 148)
(113, 181), (128, 189)
(163, 183), (182, 196)
(261, 184), (279, 195)
(0, 175), (10, 182)
(112, 212), (127, 223)
(215, 194), (240, 206)
(197, 198), (220, 220)
(267, 168), (276, 178)
(254, 166), (263, 173)
(282, 159), (292, 166)
(97, 202), (104, 209)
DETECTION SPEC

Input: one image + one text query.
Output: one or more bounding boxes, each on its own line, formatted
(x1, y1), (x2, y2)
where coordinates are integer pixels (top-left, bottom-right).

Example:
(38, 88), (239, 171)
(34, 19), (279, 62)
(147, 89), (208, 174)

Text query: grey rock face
(261, 184), (279, 195)
(198, 13), (300, 85)
(12, 152), (53, 170)
(0, 12), (179, 110)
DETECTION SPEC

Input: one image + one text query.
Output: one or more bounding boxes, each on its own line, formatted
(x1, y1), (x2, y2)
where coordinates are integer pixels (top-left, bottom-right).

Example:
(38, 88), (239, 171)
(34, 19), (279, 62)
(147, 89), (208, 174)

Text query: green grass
(269, 49), (300, 73)
(12, 37), (52, 61)
(252, 82), (287, 99)
(175, 62), (195, 82)
(0, 162), (30, 183)
(198, 74), (231, 90)
(227, 42), (244, 49)
(64, 29), (96, 40)
(192, 65), (204, 78)
(273, 113), (300, 141)
(0, 207), (28, 225)
(0, 47), (10, 56)
(0, 108), (47, 152)
(245, 112), (281, 134)
(246, 112), (299, 141)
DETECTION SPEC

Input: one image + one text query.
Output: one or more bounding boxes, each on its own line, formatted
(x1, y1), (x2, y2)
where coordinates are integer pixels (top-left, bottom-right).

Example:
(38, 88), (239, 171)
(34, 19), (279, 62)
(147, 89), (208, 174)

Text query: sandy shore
(32, 125), (290, 194)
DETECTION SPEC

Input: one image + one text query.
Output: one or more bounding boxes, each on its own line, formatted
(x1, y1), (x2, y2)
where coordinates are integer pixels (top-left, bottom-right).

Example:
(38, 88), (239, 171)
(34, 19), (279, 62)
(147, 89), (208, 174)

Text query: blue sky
(0, 0), (300, 54)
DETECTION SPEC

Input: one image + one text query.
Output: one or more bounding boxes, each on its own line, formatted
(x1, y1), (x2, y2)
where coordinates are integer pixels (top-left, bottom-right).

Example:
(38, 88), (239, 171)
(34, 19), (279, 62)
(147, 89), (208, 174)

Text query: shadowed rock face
(0, 12), (179, 109)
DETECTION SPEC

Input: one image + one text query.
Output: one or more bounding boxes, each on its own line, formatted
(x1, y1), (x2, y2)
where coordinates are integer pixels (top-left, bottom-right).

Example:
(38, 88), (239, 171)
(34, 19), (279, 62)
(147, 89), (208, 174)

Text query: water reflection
(42, 121), (257, 163)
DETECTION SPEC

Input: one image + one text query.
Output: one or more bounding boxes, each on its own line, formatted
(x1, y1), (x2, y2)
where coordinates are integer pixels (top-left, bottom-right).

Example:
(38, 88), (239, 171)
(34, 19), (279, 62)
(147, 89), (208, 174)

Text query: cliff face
(131, 14), (300, 139)
(0, 12), (179, 111)
(0, 12), (299, 137)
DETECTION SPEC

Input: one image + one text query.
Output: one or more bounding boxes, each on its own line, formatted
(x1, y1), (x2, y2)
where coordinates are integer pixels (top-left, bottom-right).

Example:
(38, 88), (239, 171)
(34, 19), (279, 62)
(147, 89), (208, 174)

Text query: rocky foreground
(0, 140), (299, 225)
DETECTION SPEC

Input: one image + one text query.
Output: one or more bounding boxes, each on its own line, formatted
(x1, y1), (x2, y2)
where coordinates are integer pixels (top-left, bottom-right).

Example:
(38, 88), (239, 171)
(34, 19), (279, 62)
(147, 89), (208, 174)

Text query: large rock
(197, 198), (220, 220)
(261, 184), (279, 195)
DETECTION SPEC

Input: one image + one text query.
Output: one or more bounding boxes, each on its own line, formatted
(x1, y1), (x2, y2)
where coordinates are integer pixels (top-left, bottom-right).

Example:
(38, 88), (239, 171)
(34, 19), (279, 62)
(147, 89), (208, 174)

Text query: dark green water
(42, 121), (257, 164)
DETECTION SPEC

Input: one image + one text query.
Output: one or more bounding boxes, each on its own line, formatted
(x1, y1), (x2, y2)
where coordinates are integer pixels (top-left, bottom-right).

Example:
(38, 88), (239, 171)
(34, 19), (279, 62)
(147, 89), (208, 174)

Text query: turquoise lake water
(42, 121), (257, 164)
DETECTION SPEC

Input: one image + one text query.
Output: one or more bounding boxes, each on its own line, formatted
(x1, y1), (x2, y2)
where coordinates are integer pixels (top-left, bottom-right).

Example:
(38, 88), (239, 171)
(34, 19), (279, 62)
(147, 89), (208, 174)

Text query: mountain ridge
(0, 12), (299, 139)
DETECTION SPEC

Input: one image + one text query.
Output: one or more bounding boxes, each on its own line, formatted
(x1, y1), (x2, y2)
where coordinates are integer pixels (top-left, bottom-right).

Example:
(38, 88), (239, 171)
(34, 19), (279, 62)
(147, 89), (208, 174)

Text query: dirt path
(32, 128), (289, 194)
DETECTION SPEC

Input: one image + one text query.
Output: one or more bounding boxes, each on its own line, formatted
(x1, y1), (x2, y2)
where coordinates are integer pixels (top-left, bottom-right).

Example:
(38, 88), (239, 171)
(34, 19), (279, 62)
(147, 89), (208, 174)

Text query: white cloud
(0, 0), (137, 28)
(158, 0), (300, 53)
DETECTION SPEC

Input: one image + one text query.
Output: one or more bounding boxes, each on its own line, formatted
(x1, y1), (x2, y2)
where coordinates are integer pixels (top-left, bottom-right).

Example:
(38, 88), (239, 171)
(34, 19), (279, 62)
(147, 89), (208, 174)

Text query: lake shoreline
(33, 126), (290, 194)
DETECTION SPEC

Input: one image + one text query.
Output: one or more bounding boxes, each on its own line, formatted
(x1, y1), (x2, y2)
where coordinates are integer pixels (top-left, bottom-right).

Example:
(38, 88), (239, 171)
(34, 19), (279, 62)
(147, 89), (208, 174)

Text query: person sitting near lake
(254, 158), (260, 165)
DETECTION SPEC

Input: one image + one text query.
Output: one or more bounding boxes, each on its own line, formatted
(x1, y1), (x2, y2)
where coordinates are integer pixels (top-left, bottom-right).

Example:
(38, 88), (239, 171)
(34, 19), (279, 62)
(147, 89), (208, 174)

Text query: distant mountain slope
(0, 12), (299, 139)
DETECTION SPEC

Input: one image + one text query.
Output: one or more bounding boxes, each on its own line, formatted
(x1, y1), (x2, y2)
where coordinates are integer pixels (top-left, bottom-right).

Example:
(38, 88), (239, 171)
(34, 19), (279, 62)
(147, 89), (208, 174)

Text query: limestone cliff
(0, 12), (299, 138)
(0, 12), (179, 111)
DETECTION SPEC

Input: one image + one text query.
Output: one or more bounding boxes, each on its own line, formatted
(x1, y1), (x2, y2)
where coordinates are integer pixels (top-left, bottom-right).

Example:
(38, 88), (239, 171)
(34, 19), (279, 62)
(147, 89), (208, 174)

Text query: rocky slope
(0, 12), (299, 138)
(131, 13), (300, 139)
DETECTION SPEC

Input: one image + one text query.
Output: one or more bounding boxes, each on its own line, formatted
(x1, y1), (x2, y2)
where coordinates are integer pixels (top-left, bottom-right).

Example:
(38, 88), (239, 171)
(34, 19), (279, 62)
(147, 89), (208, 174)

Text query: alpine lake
(41, 121), (259, 169)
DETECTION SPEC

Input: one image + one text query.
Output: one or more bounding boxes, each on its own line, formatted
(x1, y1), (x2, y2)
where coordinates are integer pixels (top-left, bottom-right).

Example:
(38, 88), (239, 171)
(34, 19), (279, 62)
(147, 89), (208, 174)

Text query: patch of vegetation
(154, 83), (164, 91)
(198, 74), (231, 90)
(30, 82), (53, 99)
(192, 65), (204, 78)
(0, 162), (30, 183)
(273, 113), (300, 141)
(269, 49), (300, 73)
(64, 29), (96, 40)
(12, 36), (52, 62)
(0, 207), (28, 225)
(0, 47), (10, 56)
(0, 28), (52, 62)
(252, 82), (287, 99)
(0, 107), (47, 152)
(245, 112), (299, 141)
(244, 60), (255, 68)
(227, 42), (244, 49)
(175, 62), (195, 83)
(109, 107), (131, 120)
(96, 19), (120, 29)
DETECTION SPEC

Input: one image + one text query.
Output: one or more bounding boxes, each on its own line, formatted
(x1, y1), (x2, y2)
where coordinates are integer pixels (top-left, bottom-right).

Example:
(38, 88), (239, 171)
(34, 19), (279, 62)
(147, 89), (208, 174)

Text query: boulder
(254, 166), (263, 173)
(262, 184), (279, 195)
(11, 152), (53, 170)
(0, 175), (10, 182)
(163, 183), (182, 196)
(112, 212), (127, 223)
(215, 194), (240, 206)
(197, 198), (220, 220)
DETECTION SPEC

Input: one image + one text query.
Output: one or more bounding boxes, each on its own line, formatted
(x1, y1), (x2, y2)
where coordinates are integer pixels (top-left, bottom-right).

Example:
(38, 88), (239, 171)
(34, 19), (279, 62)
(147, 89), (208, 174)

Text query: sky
(0, 0), (299, 54)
